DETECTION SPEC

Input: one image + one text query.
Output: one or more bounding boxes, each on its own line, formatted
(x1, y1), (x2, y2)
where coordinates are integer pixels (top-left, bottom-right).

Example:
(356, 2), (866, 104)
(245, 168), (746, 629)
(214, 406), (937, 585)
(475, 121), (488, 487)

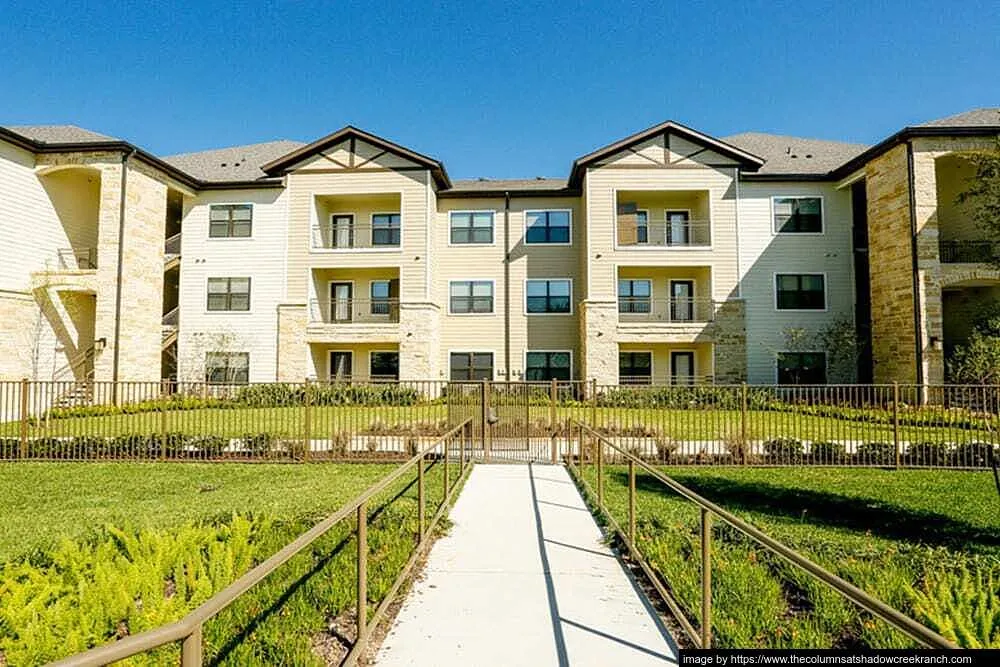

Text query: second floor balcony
(306, 297), (402, 343)
(939, 240), (999, 264)
(618, 297), (718, 324)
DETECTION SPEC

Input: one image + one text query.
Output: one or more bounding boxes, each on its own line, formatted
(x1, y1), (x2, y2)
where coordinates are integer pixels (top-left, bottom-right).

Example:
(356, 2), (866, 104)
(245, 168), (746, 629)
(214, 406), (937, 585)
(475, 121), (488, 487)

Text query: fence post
(303, 378), (311, 461)
(418, 452), (425, 539)
(461, 420), (467, 470)
(740, 382), (748, 465)
(590, 378), (597, 428)
(628, 457), (636, 544)
(181, 625), (202, 666)
(893, 382), (901, 469)
(159, 389), (168, 462)
(481, 380), (490, 463)
(597, 438), (604, 506)
(19, 378), (29, 460)
(357, 501), (367, 647)
(700, 508), (712, 648)
(444, 435), (450, 498)
(550, 379), (558, 464)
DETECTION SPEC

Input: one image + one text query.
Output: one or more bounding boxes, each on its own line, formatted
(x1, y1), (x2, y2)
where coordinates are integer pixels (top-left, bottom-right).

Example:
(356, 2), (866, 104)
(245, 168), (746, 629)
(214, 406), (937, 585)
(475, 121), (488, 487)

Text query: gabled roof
(567, 120), (765, 187)
(6, 124), (120, 144)
(723, 132), (869, 179)
(440, 177), (576, 197)
(917, 108), (1000, 128)
(261, 126), (451, 189)
(162, 140), (305, 183)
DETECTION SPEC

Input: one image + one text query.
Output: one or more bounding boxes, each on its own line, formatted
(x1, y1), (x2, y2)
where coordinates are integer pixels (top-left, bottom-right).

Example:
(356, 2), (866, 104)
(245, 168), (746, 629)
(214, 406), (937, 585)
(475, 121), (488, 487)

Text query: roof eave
(831, 125), (1000, 179)
(437, 187), (581, 199)
(740, 172), (836, 182)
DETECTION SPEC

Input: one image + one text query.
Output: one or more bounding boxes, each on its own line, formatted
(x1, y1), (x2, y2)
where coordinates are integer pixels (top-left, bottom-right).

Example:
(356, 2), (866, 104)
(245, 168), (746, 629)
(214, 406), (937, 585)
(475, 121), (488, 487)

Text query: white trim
(447, 278), (496, 316)
(523, 208), (573, 246)
(617, 348), (654, 384)
(523, 277), (574, 316)
(206, 202), (255, 240)
(446, 349), (498, 381)
(523, 349), (574, 382)
(773, 350), (828, 385)
(770, 195), (826, 236)
(368, 348), (401, 380)
(447, 209), (497, 247)
(773, 272), (828, 312)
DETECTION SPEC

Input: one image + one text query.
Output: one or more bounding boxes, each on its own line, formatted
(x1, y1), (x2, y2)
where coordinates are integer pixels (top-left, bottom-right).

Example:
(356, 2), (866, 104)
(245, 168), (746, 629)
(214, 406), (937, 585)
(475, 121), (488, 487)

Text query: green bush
(857, 441), (897, 465)
(240, 433), (276, 456)
(762, 437), (804, 463)
(809, 441), (847, 463)
(953, 441), (998, 467)
(906, 441), (952, 467)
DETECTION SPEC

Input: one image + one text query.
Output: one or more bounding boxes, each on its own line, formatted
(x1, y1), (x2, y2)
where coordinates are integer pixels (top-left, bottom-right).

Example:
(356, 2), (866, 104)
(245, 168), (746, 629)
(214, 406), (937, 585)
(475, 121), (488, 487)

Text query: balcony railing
(309, 298), (401, 324)
(617, 297), (718, 323)
(55, 248), (97, 270)
(620, 375), (715, 385)
(939, 240), (999, 263)
(617, 219), (711, 247)
(164, 232), (182, 256)
(311, 221), (402, 250)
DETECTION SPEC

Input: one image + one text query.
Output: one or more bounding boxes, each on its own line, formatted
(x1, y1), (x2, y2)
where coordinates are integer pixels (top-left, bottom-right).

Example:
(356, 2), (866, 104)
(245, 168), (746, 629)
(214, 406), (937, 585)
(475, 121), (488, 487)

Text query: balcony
(164, 233), (181, 270)
(939, 240), (999, 264)
(162, 307), (179, 348)
(31, 248), (99, 293)
(56, 248), (98, 270)
(616, 297), (718, 343)
(616, 219), (711, 248)
(306, 298), (402, 343)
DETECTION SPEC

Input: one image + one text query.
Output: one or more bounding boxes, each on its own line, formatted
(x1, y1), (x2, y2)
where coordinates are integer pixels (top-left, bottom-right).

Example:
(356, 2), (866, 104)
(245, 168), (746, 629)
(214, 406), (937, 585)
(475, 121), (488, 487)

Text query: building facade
(1, 109), (998, 388)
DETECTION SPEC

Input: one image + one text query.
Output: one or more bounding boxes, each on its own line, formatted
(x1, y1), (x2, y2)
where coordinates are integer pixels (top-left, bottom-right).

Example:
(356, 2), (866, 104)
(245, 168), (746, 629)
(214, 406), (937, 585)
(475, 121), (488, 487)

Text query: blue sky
(1, 0), (998, 179)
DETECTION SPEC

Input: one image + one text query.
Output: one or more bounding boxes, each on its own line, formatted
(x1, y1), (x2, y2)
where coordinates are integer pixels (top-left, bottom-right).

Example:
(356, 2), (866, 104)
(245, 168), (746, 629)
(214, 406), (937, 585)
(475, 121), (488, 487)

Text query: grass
(0, 461), (465, 664)
(2, 403), (996, 444)
(574, 464), (1000, 648)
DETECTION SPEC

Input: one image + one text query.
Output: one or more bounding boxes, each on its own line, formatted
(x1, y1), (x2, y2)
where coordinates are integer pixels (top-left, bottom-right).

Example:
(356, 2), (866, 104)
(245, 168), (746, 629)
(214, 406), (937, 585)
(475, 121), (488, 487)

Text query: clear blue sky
(2, 0), (998, 179)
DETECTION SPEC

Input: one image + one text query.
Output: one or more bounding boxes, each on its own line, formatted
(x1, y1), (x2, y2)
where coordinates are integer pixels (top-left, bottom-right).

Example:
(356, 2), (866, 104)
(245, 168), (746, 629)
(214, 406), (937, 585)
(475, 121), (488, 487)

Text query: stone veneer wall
(276, 304), (308, 381)
(711, 299), (746, 383)
(864, 143), (919, 384)
(580, 300), (619, 385)
(399, 303), (440, 381)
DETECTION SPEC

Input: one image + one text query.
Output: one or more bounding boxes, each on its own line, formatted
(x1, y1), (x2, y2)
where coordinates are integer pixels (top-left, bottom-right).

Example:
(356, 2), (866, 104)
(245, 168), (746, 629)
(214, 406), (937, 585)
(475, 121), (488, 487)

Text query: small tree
(955, 140), (1000, 267)
(818, 317), (866, 383)
(948, 304), (1000, 384)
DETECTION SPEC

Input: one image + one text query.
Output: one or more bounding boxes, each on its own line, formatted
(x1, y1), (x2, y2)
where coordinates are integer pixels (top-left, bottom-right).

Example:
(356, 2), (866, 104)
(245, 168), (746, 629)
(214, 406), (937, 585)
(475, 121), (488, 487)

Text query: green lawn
(0, 461), (463, 665)
(574, 465), (1000, 648)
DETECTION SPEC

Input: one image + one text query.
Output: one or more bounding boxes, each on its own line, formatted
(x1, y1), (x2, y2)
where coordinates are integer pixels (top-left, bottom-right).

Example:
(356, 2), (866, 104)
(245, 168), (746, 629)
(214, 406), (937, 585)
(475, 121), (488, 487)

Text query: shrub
(654, 433), (678, 463)
(188, 435), (229, 457)
(722, 431), (752, 464)
(0, 437), (20, 459)
(240, 433), (276, 456)
(953, 441), (998, 467)
(809, 441), (847, 463)
(906, 441), (952, 467)
(857, 441), (897, 466)
(762, 437), (804, 463)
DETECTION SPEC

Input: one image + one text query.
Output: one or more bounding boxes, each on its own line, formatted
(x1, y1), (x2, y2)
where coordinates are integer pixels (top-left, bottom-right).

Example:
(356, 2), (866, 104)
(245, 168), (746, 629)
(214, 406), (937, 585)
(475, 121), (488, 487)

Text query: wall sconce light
(595, 253), (602, 259)
(96, 337), (107, 349)
(930, 336), (942, 351)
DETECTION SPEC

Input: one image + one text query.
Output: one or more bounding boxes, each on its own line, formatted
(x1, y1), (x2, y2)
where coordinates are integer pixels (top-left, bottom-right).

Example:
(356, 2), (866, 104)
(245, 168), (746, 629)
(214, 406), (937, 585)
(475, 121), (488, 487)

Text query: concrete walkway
(375, 464), (678, 666)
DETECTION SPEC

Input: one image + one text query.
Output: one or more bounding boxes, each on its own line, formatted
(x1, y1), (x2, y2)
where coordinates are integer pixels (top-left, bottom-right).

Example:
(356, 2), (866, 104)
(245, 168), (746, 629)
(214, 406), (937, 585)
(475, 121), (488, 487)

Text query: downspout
(504, 191), (511, 381)
(905, 141), (925, 390)
(111, 147), (136, 402)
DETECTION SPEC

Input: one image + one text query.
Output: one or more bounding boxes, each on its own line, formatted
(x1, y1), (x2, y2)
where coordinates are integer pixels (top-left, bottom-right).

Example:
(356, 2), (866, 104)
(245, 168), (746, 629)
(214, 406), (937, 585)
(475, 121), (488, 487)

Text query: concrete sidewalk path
(375, 464), (678, 666)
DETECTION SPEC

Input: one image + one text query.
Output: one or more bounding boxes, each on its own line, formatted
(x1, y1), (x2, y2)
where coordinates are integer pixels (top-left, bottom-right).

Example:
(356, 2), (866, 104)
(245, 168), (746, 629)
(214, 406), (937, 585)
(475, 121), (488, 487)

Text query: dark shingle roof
(723, 132), (869, 176)
(448, 178), (569, 192)
(917, 108), (1000, 128)
(162, 140), (305, 182)
(5, 124), (119, 144)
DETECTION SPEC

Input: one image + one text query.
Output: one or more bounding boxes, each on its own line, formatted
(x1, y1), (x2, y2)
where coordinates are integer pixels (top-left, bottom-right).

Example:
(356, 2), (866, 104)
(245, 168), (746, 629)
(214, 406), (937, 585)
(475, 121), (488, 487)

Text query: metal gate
(445, 381), (563, 463)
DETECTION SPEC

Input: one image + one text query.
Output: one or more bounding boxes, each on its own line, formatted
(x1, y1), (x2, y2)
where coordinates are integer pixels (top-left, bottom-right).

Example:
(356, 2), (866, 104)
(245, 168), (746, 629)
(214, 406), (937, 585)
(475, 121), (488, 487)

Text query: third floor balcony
(939, 239), (999, 264)
(616, 189), (712, 249)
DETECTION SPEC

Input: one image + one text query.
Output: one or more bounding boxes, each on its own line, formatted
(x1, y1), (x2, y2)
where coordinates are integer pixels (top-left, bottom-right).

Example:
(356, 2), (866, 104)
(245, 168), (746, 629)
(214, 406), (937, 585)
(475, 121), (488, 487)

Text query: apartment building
(1, 108), (997, 387)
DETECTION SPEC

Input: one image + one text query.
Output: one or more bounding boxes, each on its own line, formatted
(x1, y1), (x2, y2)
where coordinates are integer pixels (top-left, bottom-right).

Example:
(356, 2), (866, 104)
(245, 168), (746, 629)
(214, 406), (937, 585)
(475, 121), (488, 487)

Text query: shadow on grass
(608, 470), (1000, 553)
(208, 461), (436, 665)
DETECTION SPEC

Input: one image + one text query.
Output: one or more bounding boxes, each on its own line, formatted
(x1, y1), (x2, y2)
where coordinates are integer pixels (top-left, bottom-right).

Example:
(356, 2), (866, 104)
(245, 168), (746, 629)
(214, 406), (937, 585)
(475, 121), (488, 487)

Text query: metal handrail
(616, 218), (711, 247)
(164, 232), (182, 256)
(568, 420), (958, 650)
(617, 297), (719, 323)
(311, 220), (402, 249)
(309, 298), (401, 323)
(55, 248), (98, 270)
(51, 418), (475, 666)
(939, 239), (997, 263)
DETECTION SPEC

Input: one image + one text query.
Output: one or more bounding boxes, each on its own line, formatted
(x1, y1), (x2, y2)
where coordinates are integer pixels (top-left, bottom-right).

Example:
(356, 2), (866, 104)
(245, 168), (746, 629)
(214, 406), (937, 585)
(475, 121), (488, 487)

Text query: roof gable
(261, 126), (451, 188)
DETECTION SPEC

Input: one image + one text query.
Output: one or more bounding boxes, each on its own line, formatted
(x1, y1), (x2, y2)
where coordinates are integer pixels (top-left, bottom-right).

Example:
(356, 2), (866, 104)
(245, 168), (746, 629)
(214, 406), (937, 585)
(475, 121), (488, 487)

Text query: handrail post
(418, 452), (425, 539)
(181, 625), (202, 666)
(700, 507), (712, 649)
(628, 457), (636, 544)
(893, 382), (901, 469)
(550, 378), (558, 464)
(303, 378), (312, 461)
(357, 501), (367, 647)
(19, 378), (28, 460)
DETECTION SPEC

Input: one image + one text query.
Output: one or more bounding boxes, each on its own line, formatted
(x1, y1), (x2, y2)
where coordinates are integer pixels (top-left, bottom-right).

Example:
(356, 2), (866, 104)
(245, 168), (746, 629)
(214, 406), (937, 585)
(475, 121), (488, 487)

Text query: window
(370, 280), (394, 315)
(777, 352), (827, 385)
(207, 277), (250, 311)
(525, 351), (571, 382)
(525, 210), (571, 244)
(526, 279), (571, 314)
(329, 351), (352, 381)
(372, 213), (401, 246)
(450, 281), (494, 314)
(450, 352), (493, 381)
(635, 210), (649, 244)
(209, 204), (252, 238)
(370, 351), (399, 380)
(205, 352), (249, 384)
(619, 352), (652, 384)
(329, 214), (355, 248)
(775, 274), (825, 310)
(618, 279), (651, 313)
(450, 211), (494, 244)
(774, 197), (823, 233)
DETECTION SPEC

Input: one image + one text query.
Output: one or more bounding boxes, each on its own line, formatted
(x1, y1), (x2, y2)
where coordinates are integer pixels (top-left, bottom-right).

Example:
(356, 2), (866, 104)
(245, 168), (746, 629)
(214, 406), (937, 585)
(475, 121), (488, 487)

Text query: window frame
(370, 212), (402, 247)
(524, 278), (573, 315)
(206, 277), (251, 312)
(771, 196), (825, 235)
(774, 273), (827, 311)
(449, 351), (495, 382)
(205, 351), (250, 385)
(369, 280), (393, 316)
(775, 351), (828, 385)
(524, 209), (572, 246)
(328, 350), (354, 381)
(448, 279), (495, 315)
(326, 213), (356, 249)
(448, 210), (496, 246)
(368, 350), (400, 381)
(523, 350), (573, 382)
(208, 203), (254, 239)
(618, 351), (653, 385)
(618, 278), (652, 314)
